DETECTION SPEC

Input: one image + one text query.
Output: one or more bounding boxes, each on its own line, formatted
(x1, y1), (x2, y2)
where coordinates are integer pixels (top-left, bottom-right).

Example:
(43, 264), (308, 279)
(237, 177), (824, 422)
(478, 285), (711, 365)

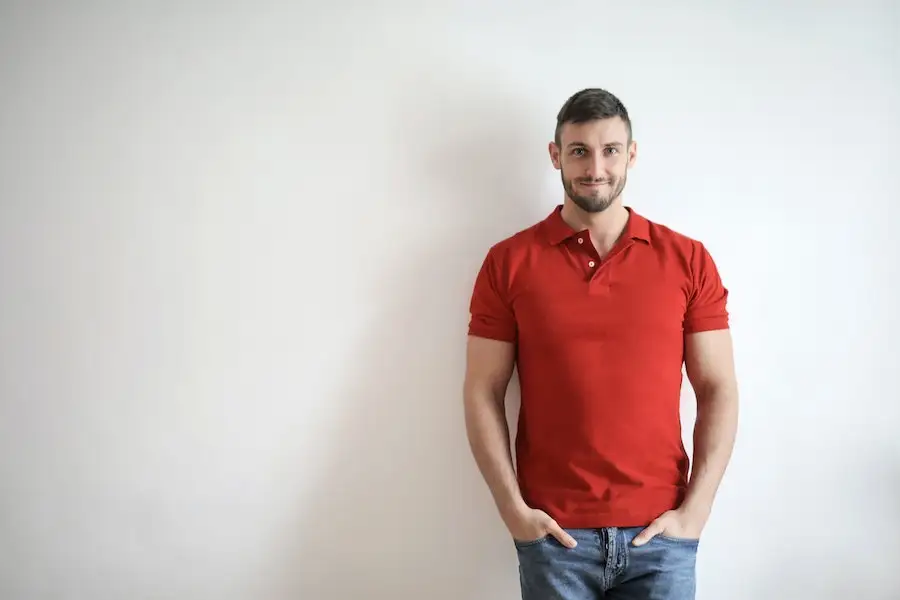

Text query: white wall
(1, 2), (898, 599)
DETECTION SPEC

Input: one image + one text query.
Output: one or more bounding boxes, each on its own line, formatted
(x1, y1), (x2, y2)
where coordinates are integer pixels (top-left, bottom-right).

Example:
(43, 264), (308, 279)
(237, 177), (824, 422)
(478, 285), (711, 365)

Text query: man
(463, 88), (739, 600)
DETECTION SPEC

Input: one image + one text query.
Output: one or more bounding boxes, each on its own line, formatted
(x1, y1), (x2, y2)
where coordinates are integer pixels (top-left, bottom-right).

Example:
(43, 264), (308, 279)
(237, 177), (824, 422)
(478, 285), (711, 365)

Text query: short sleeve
(467, 249), (517, 342)
(684, 242), (729, 334)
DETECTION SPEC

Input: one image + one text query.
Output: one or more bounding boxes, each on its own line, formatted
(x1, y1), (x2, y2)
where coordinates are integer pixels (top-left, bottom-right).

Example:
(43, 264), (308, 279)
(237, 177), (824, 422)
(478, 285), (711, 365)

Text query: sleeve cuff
(684, 315), (730, 334)
(468, 321), (516, 343)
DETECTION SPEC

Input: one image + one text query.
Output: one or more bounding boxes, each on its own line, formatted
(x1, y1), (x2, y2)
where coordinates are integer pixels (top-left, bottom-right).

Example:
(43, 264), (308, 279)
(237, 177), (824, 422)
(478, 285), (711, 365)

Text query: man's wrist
(498, 496), (529, 521)
(678, 499), (711, 525)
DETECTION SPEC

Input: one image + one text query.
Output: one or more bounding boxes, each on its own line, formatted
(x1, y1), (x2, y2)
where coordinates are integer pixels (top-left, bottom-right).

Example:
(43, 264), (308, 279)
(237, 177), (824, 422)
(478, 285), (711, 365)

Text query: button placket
(571, 233), (601, 281)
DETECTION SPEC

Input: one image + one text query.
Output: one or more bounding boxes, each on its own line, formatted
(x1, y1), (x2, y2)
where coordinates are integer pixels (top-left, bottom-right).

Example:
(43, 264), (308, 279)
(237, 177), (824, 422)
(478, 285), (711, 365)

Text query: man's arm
(680, 329), (739, 520)
(633, 328), (739, 545)
(462, 335), (521, 518)
(463, 335), (577, 547)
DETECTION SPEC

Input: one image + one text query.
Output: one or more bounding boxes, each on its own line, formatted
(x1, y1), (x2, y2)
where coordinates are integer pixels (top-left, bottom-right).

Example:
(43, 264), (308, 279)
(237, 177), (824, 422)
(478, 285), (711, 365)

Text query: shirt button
(577, 237), (584, 244)
(588, 260), (596, 268)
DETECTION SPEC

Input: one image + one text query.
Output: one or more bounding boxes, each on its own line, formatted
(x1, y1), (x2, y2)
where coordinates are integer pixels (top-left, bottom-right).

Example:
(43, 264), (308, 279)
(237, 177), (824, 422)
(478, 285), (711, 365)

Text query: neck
(560, 198), (630, 257)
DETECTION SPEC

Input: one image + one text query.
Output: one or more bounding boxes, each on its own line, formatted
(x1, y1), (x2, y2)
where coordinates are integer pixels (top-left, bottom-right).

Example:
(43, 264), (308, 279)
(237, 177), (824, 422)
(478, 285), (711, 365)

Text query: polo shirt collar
(541, 204), (651, 246)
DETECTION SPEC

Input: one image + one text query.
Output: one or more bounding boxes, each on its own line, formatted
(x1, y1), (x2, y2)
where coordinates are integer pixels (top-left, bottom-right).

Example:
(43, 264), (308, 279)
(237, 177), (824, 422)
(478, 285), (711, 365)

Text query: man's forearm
(681, 381), (739, 519)
(463, 386), (526, 520)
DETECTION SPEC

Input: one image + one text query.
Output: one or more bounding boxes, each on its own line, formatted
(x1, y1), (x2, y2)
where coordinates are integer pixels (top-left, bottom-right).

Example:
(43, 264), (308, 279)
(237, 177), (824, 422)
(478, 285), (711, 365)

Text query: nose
(585, 154), (605, 180)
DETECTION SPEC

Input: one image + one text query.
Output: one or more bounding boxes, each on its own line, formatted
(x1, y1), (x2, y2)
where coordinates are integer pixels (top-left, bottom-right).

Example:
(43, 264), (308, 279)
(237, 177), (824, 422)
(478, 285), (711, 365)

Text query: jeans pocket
(655, 533), (700, 545)
(513, 534), (551, 549)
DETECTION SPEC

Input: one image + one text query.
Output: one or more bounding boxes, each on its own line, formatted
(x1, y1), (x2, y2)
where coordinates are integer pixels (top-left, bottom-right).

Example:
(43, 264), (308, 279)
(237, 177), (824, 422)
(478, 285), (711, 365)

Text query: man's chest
(510, 254), (690, 344)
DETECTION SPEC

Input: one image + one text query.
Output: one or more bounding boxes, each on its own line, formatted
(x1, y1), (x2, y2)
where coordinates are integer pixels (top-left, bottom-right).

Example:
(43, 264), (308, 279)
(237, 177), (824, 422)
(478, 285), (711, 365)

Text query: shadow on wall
(266, 77), (551, 599)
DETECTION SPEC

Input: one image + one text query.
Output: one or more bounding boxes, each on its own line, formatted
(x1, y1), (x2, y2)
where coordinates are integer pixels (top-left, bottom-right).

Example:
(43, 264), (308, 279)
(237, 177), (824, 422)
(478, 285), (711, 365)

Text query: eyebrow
(566, 141), (625, 149)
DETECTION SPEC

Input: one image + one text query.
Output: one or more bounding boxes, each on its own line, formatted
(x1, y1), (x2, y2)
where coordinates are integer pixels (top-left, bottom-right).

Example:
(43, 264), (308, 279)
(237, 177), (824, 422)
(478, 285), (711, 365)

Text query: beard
(562, 169), (627, 214)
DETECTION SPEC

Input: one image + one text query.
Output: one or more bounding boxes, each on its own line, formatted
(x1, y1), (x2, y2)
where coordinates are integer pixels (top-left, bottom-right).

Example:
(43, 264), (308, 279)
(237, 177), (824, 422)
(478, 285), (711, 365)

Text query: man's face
(550, 117), (637, 213)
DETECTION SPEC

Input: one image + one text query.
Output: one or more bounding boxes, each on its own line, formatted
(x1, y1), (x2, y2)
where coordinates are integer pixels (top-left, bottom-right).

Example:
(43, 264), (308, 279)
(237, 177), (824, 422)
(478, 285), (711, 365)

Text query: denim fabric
(514, 527), (698, 599)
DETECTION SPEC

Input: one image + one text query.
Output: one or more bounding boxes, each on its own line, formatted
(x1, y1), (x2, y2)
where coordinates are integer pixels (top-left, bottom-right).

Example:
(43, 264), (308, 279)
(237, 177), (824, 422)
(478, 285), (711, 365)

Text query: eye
(604, 147), (619, 156)
(571, 148), (586, 157)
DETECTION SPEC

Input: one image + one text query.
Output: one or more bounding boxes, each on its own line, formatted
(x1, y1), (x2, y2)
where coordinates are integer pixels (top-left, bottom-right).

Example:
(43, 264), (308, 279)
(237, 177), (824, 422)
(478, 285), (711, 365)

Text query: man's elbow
(693, 374), (739, 409)
(463, 377), (506, 411)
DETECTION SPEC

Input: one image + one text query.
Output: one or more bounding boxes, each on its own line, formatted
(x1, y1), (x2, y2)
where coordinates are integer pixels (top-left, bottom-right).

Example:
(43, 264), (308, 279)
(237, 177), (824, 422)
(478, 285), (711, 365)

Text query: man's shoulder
(482, 218), (545, 259)
(641, 212), (709, 254)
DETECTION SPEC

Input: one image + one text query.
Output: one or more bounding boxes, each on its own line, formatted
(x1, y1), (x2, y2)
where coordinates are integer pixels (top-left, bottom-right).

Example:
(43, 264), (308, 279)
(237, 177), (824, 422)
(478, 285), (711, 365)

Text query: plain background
(1, 1), (898, 598)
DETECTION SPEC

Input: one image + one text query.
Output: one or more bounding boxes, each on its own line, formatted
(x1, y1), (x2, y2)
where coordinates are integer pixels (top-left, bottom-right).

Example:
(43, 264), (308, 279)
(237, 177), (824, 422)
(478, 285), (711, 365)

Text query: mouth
(578, 181), (608, 187)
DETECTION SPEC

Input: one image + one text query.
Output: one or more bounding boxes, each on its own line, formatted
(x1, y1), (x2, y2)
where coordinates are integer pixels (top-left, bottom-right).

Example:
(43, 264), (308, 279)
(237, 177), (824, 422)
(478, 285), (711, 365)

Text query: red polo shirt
(468, 205), (729, 528)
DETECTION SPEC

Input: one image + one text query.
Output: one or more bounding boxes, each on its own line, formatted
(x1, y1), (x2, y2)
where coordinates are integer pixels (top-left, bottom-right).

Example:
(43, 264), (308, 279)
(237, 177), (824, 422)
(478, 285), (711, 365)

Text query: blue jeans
(514, 527), (698, 599)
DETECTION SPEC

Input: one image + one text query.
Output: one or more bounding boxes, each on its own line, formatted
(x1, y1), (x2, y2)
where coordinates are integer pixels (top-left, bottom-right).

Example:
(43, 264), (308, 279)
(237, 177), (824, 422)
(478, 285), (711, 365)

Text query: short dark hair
(554, 88), (632, 146)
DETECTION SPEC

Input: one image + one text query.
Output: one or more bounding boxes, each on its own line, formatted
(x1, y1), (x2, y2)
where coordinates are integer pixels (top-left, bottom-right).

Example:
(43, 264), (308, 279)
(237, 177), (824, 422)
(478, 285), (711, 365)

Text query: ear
(627, 140), (638, 168)
(548, 142), (562, 170)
